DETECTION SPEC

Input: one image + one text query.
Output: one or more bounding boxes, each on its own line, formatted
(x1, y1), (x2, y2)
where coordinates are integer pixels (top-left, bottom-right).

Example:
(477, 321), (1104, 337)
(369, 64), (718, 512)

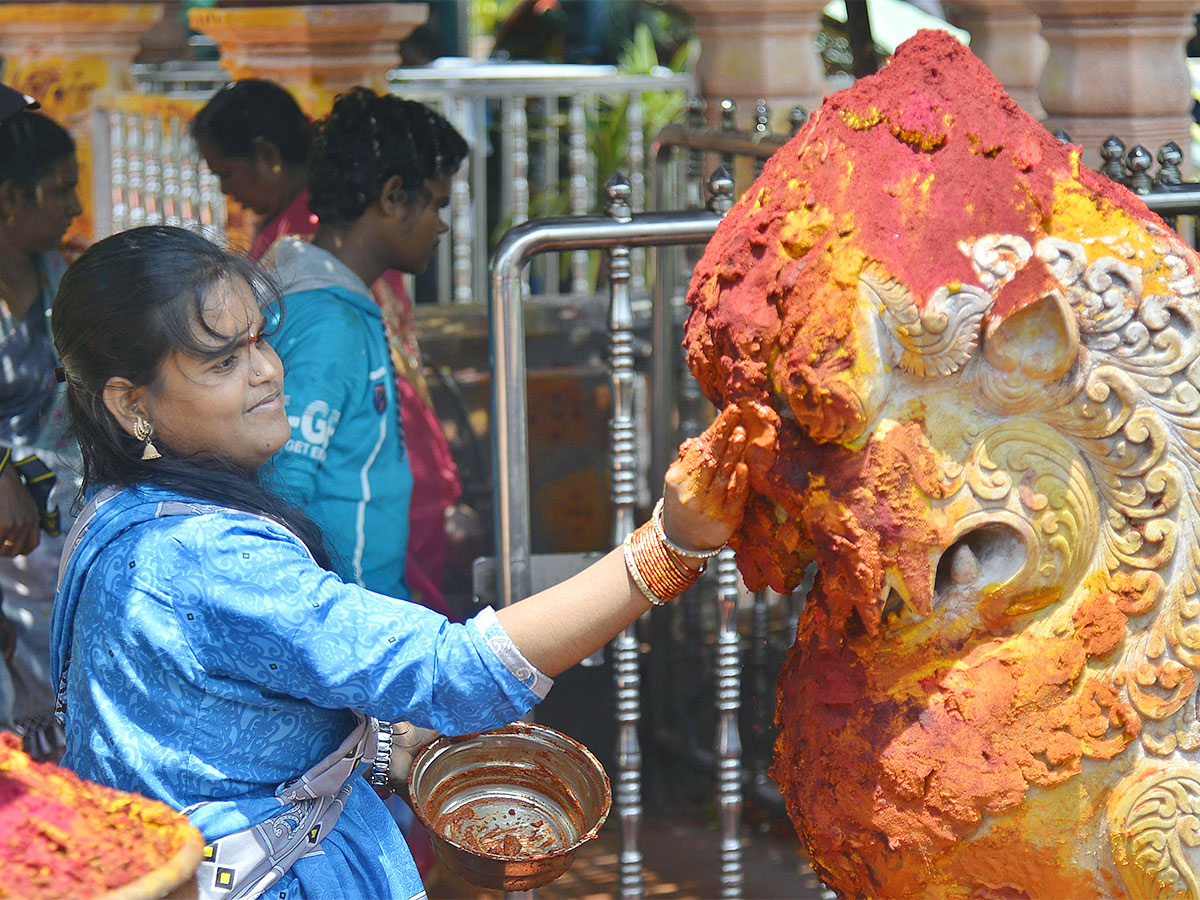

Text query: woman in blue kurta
(48, 226), (761, 900)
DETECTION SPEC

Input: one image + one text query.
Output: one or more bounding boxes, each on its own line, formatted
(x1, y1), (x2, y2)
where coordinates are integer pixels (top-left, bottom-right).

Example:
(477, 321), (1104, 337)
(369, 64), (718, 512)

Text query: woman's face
(12, 155), (81, 252)
(387, 176), (451, 274)
(148, 277), (290, 471)
(197, 139), (281, 218)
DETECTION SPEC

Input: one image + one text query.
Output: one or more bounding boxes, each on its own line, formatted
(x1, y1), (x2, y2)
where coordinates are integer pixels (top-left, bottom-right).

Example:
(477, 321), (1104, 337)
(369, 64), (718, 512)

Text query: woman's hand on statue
(0, 464), (38, 557)
(661, 400), (778, 554)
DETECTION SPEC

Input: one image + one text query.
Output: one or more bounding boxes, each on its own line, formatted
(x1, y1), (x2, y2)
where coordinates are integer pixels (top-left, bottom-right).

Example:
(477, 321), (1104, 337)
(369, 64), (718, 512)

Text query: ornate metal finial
(1156, 141), (1184, 186)
(719, 98), (738, 133)
(707, 165), (735, 214)
(606, 171), (632, 221)
(1100, 135), (1127, 184)
(1125, 144), (1154, 194)
(753, 99), (771, 135)
(789, 105), (809, 136)
(1052, 128), (1072, 144)
(686, 96), (707, 129)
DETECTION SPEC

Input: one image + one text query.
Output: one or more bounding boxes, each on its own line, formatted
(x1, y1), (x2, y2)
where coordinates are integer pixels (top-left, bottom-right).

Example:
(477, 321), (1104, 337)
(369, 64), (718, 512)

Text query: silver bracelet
(368, 719), (394, 790)
(652, 498), (725, 559)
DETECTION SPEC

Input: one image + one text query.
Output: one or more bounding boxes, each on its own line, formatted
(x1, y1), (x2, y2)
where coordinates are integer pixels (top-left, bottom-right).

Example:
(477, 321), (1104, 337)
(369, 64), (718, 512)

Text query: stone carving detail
(682, 32), (1200, 898)
(861, 262), (994, 377)
(1110, 766), (1200, 899)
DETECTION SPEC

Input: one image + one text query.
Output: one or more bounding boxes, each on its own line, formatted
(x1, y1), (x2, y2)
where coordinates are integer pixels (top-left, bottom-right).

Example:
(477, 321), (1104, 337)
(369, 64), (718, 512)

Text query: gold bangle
(652, 498), (724, 559)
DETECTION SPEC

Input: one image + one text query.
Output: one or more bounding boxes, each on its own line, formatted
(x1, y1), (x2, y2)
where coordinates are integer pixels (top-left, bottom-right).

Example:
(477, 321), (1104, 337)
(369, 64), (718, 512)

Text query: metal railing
(489, 180), (732, 899)
(119, 59), (694, 307)
(91, 92), (226, 242)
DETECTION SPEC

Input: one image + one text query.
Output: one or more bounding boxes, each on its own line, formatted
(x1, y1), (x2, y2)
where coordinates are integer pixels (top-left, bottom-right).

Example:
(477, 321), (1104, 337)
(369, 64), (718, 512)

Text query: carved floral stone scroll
(685, 29), (1200, 899)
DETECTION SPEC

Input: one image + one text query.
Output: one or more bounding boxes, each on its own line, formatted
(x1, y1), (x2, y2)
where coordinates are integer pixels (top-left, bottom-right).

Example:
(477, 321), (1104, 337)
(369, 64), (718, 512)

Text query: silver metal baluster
(450, 97), (473, 303)
(142, 115), (163, 225)
(1126, 144), (1154, 194)
(178, 129), (200, 231)
(471, 98), (489, 305)
(719, 99), (737, 174)
(707, 167), (743, 900)
(789, 105), (809, 137)
(1100, 136), (1127, 186)
(714, 547), (744, 900)
(750, 588), (771, 787)
(126, 114), (145, 228)
(435, 98), (454, 306)
(568, 95), (590, 293)
(538, 96), (559, 293)
(110, 111), (128, 233)
(753, 99), (771, 177)
(627, 91), (646, 293)
(508, 96), (530, 298)
(607, 173), (644, 899)
(162, 116), (182, 228)
(197, 158), (220, 243)
(676, 100), (712, 448)
(684, 97), (707, 210)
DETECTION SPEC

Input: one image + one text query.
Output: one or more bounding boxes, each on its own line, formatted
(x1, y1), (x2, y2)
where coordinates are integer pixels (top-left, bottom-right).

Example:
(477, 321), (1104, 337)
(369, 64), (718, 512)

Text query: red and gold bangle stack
(623, 520), (705, 606)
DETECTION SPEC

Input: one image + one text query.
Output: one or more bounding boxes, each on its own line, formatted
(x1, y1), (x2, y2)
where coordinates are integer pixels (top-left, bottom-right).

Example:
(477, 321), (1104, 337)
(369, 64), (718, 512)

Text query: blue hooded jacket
(263, 238), (414, 599)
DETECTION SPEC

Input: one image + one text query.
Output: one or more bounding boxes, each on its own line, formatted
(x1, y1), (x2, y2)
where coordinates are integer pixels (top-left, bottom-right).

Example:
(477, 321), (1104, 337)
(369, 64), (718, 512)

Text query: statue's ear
(982, 289), (1079, 381)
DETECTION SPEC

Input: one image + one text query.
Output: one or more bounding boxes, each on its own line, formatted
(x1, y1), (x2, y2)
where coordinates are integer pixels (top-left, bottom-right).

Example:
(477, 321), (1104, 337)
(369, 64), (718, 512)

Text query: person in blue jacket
(263, 88), (464, 602)
(48, 225), (761, 900)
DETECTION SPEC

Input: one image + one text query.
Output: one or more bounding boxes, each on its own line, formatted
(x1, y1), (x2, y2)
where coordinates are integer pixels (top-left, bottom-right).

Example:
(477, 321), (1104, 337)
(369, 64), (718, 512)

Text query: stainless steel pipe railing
(490, 200), (729, 898)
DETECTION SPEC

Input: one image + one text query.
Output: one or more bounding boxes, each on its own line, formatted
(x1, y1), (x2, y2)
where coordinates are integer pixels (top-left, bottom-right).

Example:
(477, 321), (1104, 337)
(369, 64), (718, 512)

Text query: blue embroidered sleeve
(155, 512), (550, 734)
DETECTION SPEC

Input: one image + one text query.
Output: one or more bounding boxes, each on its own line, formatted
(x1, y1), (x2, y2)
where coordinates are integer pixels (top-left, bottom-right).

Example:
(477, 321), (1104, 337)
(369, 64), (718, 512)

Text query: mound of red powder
(0, 732), (202, 899)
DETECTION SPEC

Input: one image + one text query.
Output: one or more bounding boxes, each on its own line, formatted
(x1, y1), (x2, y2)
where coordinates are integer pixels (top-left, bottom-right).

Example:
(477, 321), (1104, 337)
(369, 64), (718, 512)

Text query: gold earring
(271, 163), (282, 174)
(132, 417), (161, 461)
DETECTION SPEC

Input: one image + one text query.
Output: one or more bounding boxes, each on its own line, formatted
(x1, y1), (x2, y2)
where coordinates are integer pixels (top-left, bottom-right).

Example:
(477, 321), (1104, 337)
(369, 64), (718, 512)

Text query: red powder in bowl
(0, 732), (202, 899)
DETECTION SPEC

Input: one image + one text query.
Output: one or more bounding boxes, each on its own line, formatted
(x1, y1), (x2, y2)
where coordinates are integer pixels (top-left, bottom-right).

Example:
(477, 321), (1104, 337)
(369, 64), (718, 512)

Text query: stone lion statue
(685, 29), (1200, 899)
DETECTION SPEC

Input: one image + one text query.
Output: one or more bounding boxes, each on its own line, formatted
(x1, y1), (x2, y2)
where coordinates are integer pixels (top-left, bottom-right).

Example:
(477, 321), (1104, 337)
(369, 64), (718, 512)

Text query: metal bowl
(407, 722), (612, 892)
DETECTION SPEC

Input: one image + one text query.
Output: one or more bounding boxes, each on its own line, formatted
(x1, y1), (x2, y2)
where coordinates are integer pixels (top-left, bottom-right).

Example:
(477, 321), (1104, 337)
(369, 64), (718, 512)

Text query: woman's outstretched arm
(496, 403), (775, 676)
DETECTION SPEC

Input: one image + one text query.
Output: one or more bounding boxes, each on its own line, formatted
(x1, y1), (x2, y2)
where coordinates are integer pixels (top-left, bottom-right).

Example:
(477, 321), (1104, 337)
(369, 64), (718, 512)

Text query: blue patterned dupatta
(53, 486), (393, 900)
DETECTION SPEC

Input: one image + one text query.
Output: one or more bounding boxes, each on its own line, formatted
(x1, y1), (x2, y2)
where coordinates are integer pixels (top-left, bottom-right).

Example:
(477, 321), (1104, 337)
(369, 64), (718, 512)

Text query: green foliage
(589, 22), (695, 209)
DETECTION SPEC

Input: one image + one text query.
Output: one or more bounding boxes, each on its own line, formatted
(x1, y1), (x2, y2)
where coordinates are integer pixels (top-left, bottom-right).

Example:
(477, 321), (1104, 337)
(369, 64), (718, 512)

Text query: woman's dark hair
(52, 225), (330, 568)
(0, 110), (75, 196)
(191, 79), (311, 165)
(308, 87), (468, 223)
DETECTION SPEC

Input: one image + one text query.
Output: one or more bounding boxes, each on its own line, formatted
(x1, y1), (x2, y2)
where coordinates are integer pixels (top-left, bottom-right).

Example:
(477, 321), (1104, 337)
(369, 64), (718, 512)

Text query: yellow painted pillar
(188, 3), (429, 117)
(0, 3), (165, 240)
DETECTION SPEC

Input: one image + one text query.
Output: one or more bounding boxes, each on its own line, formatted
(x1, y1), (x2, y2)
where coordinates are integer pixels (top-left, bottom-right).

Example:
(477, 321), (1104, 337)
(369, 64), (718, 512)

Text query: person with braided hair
(263, 88), (464, 615)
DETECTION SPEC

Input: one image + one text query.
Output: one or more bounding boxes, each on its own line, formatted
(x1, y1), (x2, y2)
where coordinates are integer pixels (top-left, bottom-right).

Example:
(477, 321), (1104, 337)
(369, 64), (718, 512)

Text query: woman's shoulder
(96, 484), (305, 553)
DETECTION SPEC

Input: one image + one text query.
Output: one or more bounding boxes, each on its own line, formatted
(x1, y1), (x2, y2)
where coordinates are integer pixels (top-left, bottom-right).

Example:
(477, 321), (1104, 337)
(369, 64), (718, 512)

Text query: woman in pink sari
(192, 80), (461, 622)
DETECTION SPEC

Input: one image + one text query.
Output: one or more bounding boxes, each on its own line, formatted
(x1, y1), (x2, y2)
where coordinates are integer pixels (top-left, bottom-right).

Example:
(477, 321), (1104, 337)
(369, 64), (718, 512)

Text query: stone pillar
(1025, 0), (1200, 169)
(0, 3), (165, 240)
(188, 3), (429, 117)
(138, 0), (191, 64)
(946, 0), (1047, 118)
(673, 0), (829, 132)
